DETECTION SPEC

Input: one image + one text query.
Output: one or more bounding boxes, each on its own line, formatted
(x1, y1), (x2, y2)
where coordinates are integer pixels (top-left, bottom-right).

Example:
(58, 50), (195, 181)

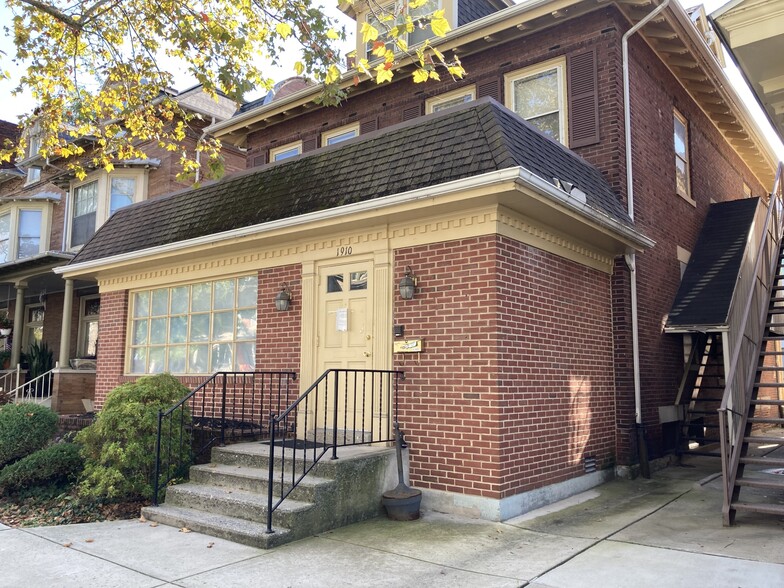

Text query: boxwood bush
(0, 443), (83, 495)
(0, 403), (59, 467)
(76, 374), (191, 501)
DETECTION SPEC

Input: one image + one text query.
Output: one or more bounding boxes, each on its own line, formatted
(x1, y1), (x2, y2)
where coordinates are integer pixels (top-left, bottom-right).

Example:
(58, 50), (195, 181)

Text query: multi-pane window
(0, 214), (9, 264)
(673, 109), (691, 200)
(506, 59), (567, 144)
(72, 180), (98, 246)
(79, 296), (101, 357)
(129, 276), (257, 374)
(110, 177), (136, 215)
(24, 304), (44, 349)
(17, 210), (41, 259)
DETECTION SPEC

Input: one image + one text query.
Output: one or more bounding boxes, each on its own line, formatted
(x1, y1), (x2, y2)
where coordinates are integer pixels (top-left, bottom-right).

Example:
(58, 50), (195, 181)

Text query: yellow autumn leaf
(358, 58), (370, 73)
(361, 22), (379, 44)
(375, 64), (394, 84)
(294, 61), (304, 75)
(409, 0), (430, 8)
(325, 64), (341, 84)
(412, 68), (429, 83)
(396, 38), (408, 52)
(447, 65), (465, 79)
(105, 162), (114, 173)
(372, 43), (387, 58)
(275, 22), (292, 39)
(326, 28), (339, 40)
(430, 14), (450, 37)
(429, 70), (440, 81)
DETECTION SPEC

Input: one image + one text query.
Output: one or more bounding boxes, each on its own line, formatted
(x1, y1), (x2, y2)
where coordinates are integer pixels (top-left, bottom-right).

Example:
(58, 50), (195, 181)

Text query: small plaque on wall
(393, 339), (423, 353)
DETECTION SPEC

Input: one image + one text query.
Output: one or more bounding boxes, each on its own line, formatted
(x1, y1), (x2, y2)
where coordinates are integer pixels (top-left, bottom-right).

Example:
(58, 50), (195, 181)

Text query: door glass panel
(327, 274), (343, 292)
(349, 271), (368, 290)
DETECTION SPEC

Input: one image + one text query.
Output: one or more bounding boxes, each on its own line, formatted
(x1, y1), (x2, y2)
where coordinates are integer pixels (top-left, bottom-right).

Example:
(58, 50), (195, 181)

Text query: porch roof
(666, 197), (759, 331)
(69, 99), (639, 266)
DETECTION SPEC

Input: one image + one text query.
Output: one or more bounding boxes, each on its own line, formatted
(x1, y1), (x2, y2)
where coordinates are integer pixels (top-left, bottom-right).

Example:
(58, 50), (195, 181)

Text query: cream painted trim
(505, 56), (568, 147)
(300, 260), (317, 390)
(269, 140), (303, 162)
(321, 122), (360, 146)
(57, 167), (653, 282)
(425, 85), (477, 114)
(77, 294), (100, 358)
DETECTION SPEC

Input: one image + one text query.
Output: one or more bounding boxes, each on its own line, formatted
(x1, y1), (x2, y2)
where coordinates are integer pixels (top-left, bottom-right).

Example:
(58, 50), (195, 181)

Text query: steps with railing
(719, 163), (784, 525)
(2, 365), (55, 407)
(144, 368), (404, 548)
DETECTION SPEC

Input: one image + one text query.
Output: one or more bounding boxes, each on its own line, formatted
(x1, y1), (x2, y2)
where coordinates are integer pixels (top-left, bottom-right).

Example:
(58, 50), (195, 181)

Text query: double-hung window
(0, 206), (47, 263)
(129, 276), (257, 374)
(72, 180), (98, 246)
(505, 58), (568, 145)
(673, 109), (692, 202)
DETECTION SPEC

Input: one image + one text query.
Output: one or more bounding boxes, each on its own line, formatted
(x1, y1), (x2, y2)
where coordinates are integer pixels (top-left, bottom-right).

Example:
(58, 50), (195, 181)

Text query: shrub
(0, 443), (84, 495)
(0, 403), (58, 467)
(76, 374), (191, 501)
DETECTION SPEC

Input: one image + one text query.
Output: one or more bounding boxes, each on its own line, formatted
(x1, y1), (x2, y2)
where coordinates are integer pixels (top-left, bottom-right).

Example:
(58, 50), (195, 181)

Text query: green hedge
(0, 443), (84, 495)
(0, 403), (59, 467)
(76, 373), (191, 500)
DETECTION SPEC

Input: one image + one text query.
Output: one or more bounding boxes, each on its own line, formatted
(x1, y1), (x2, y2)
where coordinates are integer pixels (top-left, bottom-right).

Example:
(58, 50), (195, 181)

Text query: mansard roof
(70, 98), (635, 265)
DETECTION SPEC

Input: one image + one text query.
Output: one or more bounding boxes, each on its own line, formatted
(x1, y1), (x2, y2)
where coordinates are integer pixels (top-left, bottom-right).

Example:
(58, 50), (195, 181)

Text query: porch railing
(151, 370), (297, 505)
(9, 365), (55, 405)
(0, 366), (21, 403)
(719, 163), (784, 522)
(265, 368), (404, 533)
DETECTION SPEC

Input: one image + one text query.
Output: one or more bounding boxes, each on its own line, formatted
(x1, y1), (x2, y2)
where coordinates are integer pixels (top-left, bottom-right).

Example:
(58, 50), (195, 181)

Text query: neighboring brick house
(58, 0), (781, 522)
(0, 85), (244, 412)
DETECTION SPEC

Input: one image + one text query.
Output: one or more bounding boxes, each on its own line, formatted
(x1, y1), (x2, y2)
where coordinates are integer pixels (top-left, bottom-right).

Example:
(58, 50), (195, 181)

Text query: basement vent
(584, 456), (597, 473)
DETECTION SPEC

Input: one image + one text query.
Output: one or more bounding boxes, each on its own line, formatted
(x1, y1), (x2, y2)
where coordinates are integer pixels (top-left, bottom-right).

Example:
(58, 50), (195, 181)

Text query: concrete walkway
(2, 456), (783, 587)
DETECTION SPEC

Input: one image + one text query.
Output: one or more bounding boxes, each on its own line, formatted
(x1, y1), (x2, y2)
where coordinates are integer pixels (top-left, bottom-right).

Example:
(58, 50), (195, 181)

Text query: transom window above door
(326, 271), (368, 293)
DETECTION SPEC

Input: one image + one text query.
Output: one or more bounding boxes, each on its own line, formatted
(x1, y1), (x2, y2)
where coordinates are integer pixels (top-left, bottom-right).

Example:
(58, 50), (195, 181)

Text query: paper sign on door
(335, 308), (348, 332)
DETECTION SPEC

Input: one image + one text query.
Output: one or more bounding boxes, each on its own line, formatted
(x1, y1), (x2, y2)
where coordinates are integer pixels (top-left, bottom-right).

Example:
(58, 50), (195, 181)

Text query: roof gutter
(55, 166), (652, 277)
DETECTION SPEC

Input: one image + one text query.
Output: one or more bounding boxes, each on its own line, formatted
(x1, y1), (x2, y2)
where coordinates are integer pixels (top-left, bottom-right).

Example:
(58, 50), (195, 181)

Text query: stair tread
(743, 436), (784, 444)
(141, 504), (289, 546)
(751, 399), (784, 405)
(739, 456), (784, 466)
(681, 449), (721, 457)
(191, 463), (333, 488)
(753, 383), (784, 388)
(736, 478), (784, 490)
(731, 502), (784, 516)
(747, 417), (784, 424)
(167, 482), (313, 512)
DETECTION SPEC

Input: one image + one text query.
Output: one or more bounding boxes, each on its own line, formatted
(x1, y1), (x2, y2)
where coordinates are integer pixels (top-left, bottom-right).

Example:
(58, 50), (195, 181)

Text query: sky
(0, 0), (782, 162)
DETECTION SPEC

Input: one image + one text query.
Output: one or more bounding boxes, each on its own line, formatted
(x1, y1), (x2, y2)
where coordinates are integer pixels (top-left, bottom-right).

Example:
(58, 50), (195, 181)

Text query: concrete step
(165, 482), (313, 528)
(189, 462), (333, 503)
(140, 504), (291, 549)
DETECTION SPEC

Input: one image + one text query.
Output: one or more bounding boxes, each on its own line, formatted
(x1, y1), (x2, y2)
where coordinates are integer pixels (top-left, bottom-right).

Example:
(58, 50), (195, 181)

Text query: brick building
(57, 0), (782, 523)
(0, 85), (244, 412)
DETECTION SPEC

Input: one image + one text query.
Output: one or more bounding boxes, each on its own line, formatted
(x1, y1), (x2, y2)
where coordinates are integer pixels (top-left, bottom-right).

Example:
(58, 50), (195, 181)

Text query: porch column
(59, 278), (74, 368)
(11, 283), (25, 367)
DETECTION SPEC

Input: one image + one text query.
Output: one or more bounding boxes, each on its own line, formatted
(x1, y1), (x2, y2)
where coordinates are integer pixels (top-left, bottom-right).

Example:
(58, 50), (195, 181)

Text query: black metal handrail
(152, 370), (297, 504)
(265, 368), (404, 533)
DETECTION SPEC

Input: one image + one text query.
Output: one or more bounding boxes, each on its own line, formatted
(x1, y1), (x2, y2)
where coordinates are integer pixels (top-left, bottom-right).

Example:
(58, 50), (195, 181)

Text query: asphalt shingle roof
(71, 98), (633, 265)
(667, 197), (760, 329)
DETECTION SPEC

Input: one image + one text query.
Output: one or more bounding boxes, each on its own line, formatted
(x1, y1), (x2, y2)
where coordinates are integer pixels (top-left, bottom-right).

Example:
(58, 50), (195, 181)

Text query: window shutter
(302, 137), (318, 152)
(402, 104), (423, 121)
(477, 78), (500, 102)
(252, 154), (266, 167)
(360, 118), (378, 134)
(567, 49), (600, 148)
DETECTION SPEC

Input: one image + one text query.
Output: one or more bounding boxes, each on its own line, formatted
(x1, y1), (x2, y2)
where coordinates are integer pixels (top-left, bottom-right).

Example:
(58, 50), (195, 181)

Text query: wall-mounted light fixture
(399, 266), (417, 300)
(274, 283), (292, 311)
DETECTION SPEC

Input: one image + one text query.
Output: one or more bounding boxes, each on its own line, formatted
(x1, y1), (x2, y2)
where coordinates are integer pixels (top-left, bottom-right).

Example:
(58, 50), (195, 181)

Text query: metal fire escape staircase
(666, 163), (784, 524)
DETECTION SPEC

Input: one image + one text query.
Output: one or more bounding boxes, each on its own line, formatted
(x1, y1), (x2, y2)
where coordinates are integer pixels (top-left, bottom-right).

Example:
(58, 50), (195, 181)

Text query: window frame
(22, 303), (45, 351)
(68, 169), (146, 250)
(0, 204), (50, 264)
(126, 275), (258, 376)
(77, 294), (101, 358)
(426, 86), (476, 114)
(504, 57), (569, 146)
(270, 141), (303, 162)
(673, 108), (693, 204)
(361, 0), (444, 59)
(321, 123), (360, 147)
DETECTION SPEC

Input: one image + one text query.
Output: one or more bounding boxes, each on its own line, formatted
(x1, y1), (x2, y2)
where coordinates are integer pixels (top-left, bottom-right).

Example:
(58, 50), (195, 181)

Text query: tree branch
(15, 0), (84, 31)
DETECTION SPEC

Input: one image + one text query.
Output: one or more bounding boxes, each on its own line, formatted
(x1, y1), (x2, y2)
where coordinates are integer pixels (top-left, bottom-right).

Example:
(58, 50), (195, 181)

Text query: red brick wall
(94, 290), (129, 407)
(393, 235), (614, 499)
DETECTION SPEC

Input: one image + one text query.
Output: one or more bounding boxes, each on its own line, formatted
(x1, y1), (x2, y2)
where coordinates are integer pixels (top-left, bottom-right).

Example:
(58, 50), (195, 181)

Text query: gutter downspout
(622, 0), (670, 478)
(194, 116), (216, 184)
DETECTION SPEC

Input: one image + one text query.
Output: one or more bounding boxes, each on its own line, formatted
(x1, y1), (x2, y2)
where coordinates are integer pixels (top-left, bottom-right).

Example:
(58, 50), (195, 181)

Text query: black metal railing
(265, 368), (404, 533)
(152, 370), (297, 504)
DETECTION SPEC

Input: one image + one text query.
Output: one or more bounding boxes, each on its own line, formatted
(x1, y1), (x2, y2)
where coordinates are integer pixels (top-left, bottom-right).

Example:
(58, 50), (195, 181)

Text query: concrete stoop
(141, 442), (398, 549)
